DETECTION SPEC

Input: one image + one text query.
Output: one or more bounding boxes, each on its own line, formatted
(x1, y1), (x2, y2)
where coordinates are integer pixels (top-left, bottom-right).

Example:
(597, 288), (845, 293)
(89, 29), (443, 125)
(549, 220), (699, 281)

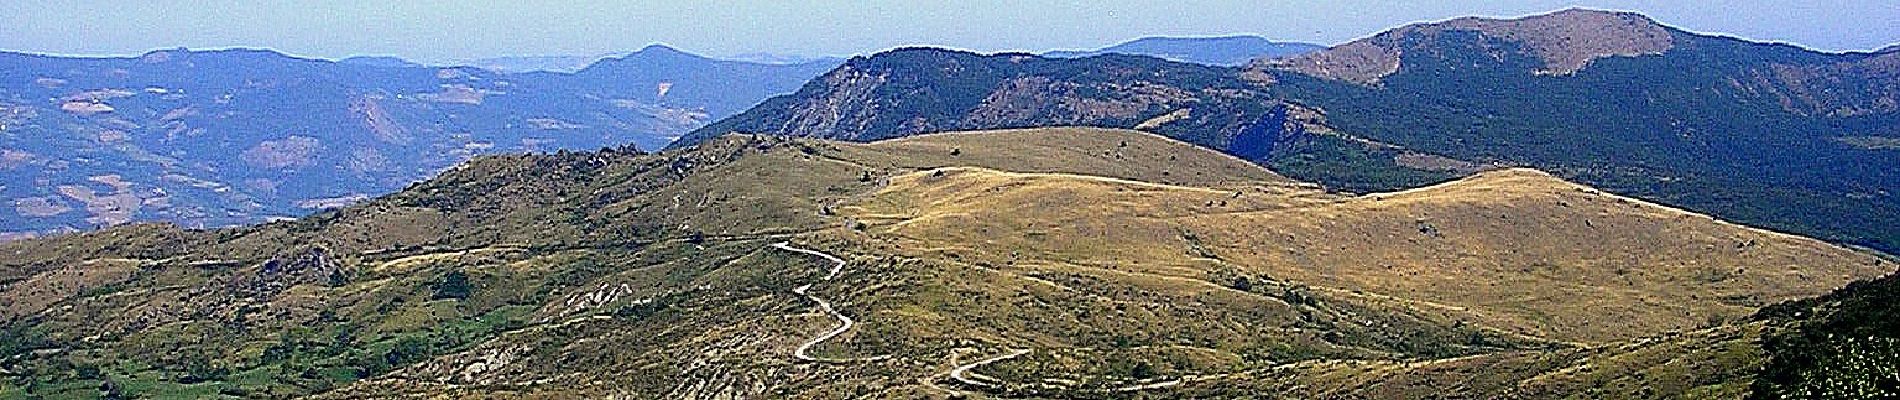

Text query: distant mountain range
(0, 45), (837, 239)
(457, 51), (845, 74)
(337, 56), (424, 68)
(683, 8), (1900, 254)
(721, 52), (848, 65)
(1043, 35), (1323, 65)
(456, 53), (626, 73)
(566, 45), (842, 119)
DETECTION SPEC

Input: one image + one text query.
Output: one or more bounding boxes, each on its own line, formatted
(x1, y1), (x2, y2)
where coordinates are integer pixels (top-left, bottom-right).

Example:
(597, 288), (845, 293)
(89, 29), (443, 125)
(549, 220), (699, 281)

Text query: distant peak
(637, 44), (686, 54)
(1125, 35), (1269, 43)
(1545, 7), (1658, 22)
(1044, 35), (1321, 66)
(1434, 8), (1657, 26)
(1276, 8), (1674, 84)
(849, 47), (991, 65)
(612, 44), (706, 62)
(139, 46), (192, 56)
(177, 47), (295, 57)
(135, 47), (307, 64)
(1450, 8), (1664, 31)
(590, 44), (709, 68)
(883, 46), (984, 56)
(339, 55), (422, 68)
(721, 52), (843, 65)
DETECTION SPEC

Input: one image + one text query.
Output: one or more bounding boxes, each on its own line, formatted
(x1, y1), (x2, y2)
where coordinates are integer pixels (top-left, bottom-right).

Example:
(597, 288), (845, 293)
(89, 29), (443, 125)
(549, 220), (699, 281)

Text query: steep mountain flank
(0, 129), (1888, 399)
(681, 49), (1265, 143)
(679, 48), (1463, 191)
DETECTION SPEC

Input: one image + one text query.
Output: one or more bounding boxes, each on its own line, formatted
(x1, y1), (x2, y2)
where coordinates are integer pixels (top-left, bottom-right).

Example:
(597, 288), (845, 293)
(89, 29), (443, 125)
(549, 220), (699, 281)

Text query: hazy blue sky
(2, 1), (1895, 63)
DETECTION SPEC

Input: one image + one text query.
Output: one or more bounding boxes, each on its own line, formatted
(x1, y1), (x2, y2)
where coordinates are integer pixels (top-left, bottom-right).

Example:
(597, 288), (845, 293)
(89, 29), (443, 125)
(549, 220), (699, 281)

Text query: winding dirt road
(773, 241), (1188, 393)
(947, 348), (1031, 388)
(772, 242), (888, 363)
(940, 348), (1187, 395)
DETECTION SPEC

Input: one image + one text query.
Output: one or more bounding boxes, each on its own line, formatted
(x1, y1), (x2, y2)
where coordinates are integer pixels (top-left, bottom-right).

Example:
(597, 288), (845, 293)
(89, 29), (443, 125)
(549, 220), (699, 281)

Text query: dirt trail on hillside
(772, 242), (889, 363)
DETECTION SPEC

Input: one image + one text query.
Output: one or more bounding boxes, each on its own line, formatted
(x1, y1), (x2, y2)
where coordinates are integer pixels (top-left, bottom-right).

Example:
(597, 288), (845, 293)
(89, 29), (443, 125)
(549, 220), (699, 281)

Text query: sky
(1, 0), (1895, 63)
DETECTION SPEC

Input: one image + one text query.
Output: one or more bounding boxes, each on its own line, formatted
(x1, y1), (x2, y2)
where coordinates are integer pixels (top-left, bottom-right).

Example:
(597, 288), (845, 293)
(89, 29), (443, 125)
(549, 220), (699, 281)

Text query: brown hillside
(842, 165), (1889, 344)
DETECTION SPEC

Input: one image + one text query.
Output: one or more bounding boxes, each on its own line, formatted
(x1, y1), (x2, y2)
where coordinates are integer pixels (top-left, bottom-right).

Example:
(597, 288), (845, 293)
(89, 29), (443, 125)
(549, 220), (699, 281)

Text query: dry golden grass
(841, 159), (1890, 344)
(0, 258), (141, 320)
(1196, 168), (1890, 342)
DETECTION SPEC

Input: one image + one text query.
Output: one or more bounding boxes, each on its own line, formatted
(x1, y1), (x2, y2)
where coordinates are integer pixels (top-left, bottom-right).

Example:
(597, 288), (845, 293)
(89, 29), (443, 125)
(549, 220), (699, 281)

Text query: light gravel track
(772, 242), (889, 363)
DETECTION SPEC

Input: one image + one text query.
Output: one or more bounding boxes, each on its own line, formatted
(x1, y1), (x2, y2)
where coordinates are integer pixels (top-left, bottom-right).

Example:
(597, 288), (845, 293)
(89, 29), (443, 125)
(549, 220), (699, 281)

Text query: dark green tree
(432, 270), (472, 300)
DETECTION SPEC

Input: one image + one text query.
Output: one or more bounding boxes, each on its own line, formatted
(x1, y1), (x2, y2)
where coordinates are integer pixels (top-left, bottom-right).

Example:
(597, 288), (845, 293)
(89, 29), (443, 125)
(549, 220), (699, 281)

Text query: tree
(432, 270), (472, 300)
(326, 269), (350, 287)
(1130, 361), (1157, 380)
(1229, 276), (1253, 292)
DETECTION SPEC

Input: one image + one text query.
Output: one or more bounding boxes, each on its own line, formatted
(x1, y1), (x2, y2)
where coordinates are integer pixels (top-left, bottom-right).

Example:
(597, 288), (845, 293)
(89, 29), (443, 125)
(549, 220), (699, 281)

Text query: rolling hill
(0, 128), (1889, 399)
(682, 8), (1900, 255)
(0, 45), (836, 240)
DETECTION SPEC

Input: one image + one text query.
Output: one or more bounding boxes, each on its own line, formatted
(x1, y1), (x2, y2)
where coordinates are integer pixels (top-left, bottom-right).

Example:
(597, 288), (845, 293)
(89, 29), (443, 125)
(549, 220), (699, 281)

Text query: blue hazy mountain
(1043, 35), (1324, 66)
(563, 45), (841, 118)
(337, 55), (424, 68)
(460, 53), (625, 73)
(464, 50), (843, 74)
(723, 52), (847, 65)
(0, 45), (836, 239)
